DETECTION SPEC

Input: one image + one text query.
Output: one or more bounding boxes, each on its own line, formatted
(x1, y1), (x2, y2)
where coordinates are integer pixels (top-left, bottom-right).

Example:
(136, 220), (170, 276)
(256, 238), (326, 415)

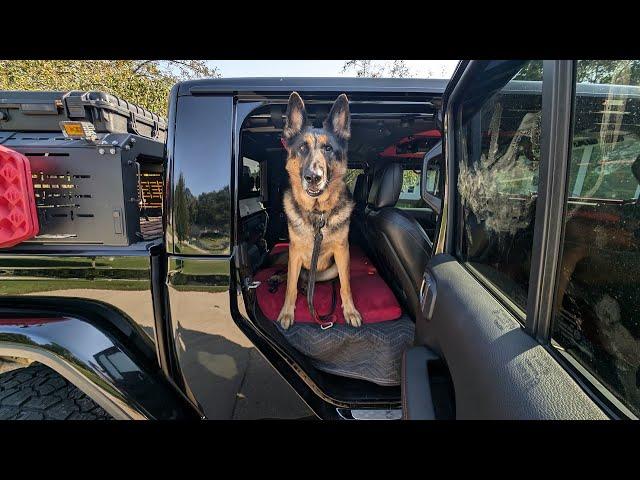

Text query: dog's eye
(299, 144), (308, 153)
(324, 145), (333, 153)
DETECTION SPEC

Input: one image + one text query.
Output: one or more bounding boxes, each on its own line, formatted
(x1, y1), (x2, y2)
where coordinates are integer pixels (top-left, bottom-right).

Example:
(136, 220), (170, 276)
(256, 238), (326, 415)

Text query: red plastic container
(0, 145), (39, 248)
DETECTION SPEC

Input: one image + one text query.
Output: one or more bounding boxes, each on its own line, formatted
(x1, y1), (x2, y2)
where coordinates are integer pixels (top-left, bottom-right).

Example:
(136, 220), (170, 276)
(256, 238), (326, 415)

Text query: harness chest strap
(306, 212), (335, 329)
(265, 211), (335, 329)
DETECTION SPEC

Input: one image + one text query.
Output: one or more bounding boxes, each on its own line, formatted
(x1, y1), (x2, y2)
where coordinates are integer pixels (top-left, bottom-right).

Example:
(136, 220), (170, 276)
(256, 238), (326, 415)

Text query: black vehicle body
(0, 67), (636, 419)
(164, 78), (447, 418)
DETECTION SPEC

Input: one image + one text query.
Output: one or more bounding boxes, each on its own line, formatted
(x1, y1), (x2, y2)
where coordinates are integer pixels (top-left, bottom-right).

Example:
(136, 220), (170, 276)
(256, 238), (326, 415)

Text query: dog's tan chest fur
(283, 190), (352, 271)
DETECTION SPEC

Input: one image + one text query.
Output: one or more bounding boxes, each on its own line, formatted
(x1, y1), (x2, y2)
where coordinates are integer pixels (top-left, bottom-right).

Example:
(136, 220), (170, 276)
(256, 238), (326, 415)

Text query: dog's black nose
(304, 172), (323, 184)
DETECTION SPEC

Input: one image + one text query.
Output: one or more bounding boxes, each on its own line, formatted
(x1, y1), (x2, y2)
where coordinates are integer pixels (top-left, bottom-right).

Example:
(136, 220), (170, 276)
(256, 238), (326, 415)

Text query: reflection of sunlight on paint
(197, 351), (238, 379)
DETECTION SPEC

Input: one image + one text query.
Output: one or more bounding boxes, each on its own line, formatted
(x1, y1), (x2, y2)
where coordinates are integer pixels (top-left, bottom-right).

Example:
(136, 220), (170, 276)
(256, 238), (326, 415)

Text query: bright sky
(207, 60), (459, 78)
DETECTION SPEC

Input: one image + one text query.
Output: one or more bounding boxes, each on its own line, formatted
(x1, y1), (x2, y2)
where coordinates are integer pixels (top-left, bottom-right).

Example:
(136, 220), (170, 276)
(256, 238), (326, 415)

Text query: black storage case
(0, 90), (167, 142)
(0, 90), (166, 247)
(0, 132), (164, 246)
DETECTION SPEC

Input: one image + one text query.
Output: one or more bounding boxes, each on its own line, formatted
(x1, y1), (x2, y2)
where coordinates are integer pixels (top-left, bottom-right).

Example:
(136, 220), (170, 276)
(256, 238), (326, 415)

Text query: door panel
(410, 254), (606, 419)
(403, 60), (610, 420)
(166, 256), (233, 419)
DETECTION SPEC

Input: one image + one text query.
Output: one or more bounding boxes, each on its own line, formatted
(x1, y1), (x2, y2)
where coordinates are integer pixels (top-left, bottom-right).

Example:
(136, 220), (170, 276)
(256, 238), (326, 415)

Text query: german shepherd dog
(276, 92), (362, 329)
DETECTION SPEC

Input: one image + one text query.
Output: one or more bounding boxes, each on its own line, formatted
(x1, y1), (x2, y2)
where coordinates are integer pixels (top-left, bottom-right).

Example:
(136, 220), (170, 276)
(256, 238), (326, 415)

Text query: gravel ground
(0, 357), (32, 376)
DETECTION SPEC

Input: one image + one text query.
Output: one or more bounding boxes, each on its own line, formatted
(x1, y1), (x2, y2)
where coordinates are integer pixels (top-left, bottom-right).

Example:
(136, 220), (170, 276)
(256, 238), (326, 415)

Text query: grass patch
(174, 243), (202, 255)
(196, 237), (230, 254)
(0, 256), (149, 270)
(0, 279), (150, 295)
(180, 261), (229, 276)
(175, 238), (230, 255)
(170, 285), (228, 293)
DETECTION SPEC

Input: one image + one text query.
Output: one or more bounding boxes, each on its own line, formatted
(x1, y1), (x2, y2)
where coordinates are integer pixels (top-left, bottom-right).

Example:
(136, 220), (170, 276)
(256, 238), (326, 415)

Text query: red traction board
(0, 145), (39, 248)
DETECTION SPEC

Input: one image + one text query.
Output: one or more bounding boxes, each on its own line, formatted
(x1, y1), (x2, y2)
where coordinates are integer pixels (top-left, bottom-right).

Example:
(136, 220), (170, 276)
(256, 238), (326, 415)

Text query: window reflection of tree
(459, 99), (541, 237)
(174, 171), (230, 254)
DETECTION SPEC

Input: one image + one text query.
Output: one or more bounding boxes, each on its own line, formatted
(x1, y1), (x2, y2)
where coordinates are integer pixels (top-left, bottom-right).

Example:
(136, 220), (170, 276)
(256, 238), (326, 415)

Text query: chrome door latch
(420, 270), (437, 322)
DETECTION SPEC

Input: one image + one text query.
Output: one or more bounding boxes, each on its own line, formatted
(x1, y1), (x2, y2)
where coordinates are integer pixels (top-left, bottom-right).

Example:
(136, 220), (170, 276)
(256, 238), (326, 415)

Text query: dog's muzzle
(302, 172), (326, 197)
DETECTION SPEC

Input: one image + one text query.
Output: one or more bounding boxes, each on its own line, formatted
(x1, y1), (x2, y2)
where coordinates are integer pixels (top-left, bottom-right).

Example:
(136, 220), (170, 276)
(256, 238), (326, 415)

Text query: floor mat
(277, 317), (414, 386)
(253, 244), (413, 386)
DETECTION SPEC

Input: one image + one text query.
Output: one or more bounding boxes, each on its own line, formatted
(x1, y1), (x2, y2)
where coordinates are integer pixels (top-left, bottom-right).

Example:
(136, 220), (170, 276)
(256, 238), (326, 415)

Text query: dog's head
(282, 92), (350, 198)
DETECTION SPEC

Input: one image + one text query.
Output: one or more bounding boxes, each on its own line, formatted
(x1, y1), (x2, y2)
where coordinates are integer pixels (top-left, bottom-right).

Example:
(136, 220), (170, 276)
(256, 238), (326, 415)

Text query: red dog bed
(254, 244), (402, 325)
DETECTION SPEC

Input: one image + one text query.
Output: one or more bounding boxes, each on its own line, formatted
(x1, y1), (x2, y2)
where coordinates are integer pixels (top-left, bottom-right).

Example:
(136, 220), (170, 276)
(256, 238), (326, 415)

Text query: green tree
(513, 60), (544, 81)
(194, 186), (230, 233)
(342, 60), (415, 78)
(515, 60), (640, 85)
(387, 60), (412, 78)
(576, 60), (640, 85)
(174, 172), (191, 242)
(402, 169), (420, 189)
(0, 60), (219, 116)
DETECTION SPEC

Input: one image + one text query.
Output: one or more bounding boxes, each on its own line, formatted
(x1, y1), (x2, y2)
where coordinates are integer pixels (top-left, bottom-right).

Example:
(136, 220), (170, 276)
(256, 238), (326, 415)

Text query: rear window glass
(239, 157), (261, 199)
(397, 168), (428, 209)
(456, 60), (543, 312)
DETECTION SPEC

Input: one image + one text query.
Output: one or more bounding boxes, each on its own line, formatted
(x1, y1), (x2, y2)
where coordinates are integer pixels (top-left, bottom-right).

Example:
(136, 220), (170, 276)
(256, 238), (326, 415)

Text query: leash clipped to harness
(307, 212), (335, 330)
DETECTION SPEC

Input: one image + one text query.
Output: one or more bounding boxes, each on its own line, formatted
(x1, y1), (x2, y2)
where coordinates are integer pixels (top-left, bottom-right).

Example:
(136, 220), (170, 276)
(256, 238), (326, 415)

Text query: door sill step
(336, 408), (402, 420)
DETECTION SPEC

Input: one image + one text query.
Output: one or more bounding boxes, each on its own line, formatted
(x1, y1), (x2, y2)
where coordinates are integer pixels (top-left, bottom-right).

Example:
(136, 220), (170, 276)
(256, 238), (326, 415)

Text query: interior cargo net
(0, 145), (39, 248)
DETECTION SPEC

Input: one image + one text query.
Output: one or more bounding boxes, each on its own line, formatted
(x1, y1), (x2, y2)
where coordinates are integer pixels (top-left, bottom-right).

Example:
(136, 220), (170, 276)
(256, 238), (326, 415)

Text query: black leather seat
(365, 163), (433, 321)
(353, 174), (368, 208)
(349, 174), (369, 248)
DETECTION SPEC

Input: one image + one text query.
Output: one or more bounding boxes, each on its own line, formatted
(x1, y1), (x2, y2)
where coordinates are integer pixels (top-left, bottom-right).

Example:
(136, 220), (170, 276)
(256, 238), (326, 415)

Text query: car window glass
(456, 60), (543, 312)
(172, 95), (232, 255)
(239, 157), (261, 199)
(551, 60), (640, 416)
(398, 168), (428, 209)
(345, 168), (363, 193)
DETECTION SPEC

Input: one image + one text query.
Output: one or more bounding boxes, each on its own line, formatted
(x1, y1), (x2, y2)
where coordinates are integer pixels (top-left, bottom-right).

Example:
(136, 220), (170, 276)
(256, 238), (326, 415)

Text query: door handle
(419, 270), (437, 322)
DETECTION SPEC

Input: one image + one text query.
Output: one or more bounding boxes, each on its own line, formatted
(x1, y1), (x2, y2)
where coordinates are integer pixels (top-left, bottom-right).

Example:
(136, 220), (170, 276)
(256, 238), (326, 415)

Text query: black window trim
(421, 141), (443, 214)
(547, 339), (637, 420)
(525, 60), (575, 341)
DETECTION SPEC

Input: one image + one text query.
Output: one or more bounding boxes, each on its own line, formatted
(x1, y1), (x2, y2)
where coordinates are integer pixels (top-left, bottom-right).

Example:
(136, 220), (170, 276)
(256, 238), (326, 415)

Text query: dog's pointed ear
(283, 92), (307, 142)
(324, 93), (350, 141)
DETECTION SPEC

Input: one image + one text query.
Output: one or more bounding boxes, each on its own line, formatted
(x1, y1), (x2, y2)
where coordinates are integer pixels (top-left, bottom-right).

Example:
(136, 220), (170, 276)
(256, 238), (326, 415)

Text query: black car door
(402, 60), (625, 419)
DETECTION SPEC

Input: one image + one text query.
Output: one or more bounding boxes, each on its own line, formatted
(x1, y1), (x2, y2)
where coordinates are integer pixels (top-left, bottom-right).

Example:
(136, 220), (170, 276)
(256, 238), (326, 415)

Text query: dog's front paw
(343, 305), (362, 327)
(278, 307), (295, 330)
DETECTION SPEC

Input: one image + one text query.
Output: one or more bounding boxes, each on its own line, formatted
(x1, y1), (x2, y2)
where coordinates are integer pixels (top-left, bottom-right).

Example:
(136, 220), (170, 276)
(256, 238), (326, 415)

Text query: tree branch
(132, 60), (155, 75)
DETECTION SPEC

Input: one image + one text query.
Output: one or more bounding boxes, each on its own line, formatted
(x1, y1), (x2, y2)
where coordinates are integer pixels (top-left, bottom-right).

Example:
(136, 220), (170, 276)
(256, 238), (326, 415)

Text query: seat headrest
(352, 174), (368, 207)
(367, 163), (402, 210)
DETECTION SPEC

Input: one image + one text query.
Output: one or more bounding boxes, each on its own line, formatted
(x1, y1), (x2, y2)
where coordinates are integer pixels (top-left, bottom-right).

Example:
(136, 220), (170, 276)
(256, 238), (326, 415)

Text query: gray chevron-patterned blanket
(278, 317), (414, 386)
